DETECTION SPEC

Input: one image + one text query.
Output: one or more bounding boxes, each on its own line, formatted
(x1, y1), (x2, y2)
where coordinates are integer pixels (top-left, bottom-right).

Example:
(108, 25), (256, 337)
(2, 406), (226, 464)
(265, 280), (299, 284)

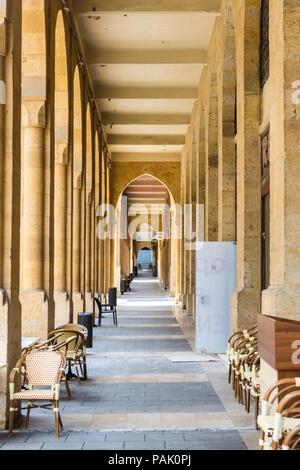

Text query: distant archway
(137, 248), (154, 272)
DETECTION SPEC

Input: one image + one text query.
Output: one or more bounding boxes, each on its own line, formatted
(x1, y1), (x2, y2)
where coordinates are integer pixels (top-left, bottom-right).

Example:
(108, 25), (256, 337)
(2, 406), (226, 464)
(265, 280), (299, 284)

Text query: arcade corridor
(0, 275), (257, 450)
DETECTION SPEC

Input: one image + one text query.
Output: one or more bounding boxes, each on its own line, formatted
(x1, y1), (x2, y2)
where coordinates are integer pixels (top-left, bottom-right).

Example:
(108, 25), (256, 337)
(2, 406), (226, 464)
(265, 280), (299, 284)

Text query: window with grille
(260, 0), (269, 88)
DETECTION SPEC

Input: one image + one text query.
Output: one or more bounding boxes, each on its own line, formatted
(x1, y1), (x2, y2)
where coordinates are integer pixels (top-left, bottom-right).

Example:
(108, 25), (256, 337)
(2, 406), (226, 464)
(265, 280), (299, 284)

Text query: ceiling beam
(112, 152), (181, 162)
(73, 0), (221, 13)
(126, 186), (168, 191)
(96, 86), (197, 99)
(103, 113), (190, 125)
(87, 49), (208, 65)
(107, 134), (185, 145)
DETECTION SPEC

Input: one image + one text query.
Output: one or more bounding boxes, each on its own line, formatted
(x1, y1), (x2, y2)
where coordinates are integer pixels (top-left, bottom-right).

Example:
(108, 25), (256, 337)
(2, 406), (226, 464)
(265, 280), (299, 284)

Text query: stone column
(0, 0), (22, 429)
(20, 99), (48, 338)
(85, 188), (93, 312)
(261, 0), (300, 391)
(99, 153), (105, 297)
(218, 134), (236, 242)
(53, 143), (70, 327)
(73, 169), (83, 318)
(189, 129), (198, 318)
(205, 72), (219, 242)
(180, 149), (187, 309)
(185, 128), (193, 315)
(230, 1), (261, 332)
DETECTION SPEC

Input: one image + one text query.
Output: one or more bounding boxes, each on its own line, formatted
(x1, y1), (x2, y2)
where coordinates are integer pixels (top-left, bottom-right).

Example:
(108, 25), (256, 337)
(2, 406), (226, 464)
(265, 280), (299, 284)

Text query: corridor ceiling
(73, 0), (221, 162)
(124, 175), (169, 206)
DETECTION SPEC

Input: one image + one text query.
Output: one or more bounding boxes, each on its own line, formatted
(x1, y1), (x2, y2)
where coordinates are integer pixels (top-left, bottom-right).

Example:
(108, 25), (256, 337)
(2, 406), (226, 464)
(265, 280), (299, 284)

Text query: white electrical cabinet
(195, 242), (237, 354)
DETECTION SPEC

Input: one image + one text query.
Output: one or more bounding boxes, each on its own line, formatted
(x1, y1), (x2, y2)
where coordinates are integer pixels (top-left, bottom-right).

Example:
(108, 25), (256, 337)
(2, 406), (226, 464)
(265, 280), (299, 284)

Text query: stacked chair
(282, 425), (300, 450)
(9, 323), (89, 437)
(257, 378), (300, 450)
(227, 325), (260, 427)
(227, 328), (300, 450)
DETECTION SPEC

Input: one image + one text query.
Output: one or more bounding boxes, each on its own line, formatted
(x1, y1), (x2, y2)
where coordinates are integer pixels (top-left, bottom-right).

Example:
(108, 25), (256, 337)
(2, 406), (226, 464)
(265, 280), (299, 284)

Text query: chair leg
(259, 430), (265, 450)
(58, 413), (63, 430)
(115, 308), (118, 326)
(240, 384), (244, 405)
(54, 401), (60, 438)
(64, 377), (71, 400)
(243, 384), (248, 411)
(75, 364), (81, 384)
(254, 396), (259, 430)
(25, 403), (31, 429)
(83, 357), (88, 381)
(8, 400), (15, 437)
(231, 370), (235, 390)
(228, 364), (232, 384)
(246, 389), (251, 413)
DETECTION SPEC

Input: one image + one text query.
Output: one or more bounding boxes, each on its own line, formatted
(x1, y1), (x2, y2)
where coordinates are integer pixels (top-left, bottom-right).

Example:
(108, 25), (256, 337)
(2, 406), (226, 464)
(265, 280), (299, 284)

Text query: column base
(230, 287), (261, 332)
(186, 294), (194, 317)
(53, 291), (70, 328)
(181, 293), (188, 310)
(20, 290), (48, 339)
(73, 292), (84, 323)
(85, 292), (94, 313)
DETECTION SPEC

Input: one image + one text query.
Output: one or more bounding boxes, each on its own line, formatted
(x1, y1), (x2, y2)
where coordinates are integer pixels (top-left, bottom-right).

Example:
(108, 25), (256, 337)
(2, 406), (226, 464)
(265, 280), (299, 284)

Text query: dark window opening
(260, 0), (270, 88)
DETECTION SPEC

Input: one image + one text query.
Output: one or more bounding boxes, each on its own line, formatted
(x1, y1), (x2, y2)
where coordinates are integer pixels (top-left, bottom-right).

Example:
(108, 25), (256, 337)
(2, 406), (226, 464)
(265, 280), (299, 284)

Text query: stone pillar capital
(55, 141), (69, 165)
(22, 98), (46, 128)
(74, 168), (83, 189)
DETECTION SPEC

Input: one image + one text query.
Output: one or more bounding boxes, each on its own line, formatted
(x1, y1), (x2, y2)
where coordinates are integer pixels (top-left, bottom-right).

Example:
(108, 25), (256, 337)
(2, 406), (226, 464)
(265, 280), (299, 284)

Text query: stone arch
(22, 0), (46, 99)
(113, 171), (178, 208)
(55, 10), (69, 145)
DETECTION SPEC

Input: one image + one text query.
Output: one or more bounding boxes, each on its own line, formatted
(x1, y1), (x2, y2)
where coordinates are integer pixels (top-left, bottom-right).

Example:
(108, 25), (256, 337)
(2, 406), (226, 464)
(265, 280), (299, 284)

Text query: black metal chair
(95, 288), (118, 327)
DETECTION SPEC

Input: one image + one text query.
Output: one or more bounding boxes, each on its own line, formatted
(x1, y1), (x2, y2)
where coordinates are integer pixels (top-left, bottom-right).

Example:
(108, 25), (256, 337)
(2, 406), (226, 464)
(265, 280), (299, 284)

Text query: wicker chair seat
(13, 389), (55, 400)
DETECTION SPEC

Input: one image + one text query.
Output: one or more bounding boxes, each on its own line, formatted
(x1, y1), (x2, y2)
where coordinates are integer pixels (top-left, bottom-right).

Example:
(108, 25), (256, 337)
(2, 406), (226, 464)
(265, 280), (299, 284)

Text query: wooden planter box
(258, 314), (300, 370)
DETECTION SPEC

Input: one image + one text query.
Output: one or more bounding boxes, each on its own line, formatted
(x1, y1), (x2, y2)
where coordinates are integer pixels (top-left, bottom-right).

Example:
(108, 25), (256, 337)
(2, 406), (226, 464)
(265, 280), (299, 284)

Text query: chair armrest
(36, 333), (65, 350)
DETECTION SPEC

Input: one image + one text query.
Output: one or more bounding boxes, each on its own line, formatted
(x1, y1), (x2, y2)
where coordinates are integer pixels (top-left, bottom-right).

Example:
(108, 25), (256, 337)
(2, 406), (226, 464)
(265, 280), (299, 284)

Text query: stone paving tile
(65, 432), (106, 442)
(83, 441), (124, 450)
(165, 441), (208, 450)
(105, 432), (145, 442)
(125, 442), (165, 450)
(1, 442), (43, 450)
(41, 442), (84, 450)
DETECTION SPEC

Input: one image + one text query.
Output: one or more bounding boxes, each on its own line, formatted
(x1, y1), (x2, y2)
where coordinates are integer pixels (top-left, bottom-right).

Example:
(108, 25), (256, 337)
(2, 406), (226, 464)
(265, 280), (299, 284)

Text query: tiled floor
(0, 273), (259, 450)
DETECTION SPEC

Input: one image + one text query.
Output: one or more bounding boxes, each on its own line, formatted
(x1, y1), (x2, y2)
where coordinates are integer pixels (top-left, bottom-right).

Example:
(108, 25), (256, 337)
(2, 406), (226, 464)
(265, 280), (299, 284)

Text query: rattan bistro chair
(258, 379), (300, 450)
(21, 334), (76, 400)
(282, 425), (300, 450)
(55, 324), (88, 381)
(9, 350), (67, 437)
(49, 329), (86, 383)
